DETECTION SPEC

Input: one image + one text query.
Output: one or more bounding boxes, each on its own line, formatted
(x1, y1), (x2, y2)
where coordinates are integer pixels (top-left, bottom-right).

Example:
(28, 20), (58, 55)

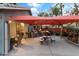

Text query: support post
(60, 25), (63, 38)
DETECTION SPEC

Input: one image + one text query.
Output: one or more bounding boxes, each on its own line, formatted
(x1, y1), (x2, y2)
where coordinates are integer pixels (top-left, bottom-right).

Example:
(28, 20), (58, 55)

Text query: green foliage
(49, 3), (64, 16)
(63, 25), (79, 33)
(38, 12), (49, 17)
(52, 6), (61, 16)
(71, 3), (79, 15)
(38, 3), (64, 16)
(38, 3), (79, 16)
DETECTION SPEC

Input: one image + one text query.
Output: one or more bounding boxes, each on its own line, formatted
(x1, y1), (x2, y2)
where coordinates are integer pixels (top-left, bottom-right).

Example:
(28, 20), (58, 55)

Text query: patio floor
(8, 36), (79, 56)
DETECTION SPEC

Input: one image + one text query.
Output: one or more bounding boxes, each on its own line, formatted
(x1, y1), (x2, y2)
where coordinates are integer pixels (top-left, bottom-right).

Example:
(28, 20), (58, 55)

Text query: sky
(18, 3), (74, 16)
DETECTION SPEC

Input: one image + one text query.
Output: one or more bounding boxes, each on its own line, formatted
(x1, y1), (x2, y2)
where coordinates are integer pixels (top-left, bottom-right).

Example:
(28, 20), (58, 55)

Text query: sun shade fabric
(9, 15), (79, 25)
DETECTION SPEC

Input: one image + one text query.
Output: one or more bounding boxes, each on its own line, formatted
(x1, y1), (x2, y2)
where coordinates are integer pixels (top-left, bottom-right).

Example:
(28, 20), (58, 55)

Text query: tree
(51, 6), (61, 16)
(71, 3), (79, 26)
(55, 3), (64, 15)
(49, 3), (64, 16)
(50, 5), (61, 16)
(38, 12), (49, 17)
(60, 3), (64, 15)
(71, 3), (79, 15)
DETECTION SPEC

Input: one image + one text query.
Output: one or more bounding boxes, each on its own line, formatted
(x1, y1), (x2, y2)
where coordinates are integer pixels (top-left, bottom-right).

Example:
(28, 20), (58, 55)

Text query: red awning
(9, 15), (79, 25)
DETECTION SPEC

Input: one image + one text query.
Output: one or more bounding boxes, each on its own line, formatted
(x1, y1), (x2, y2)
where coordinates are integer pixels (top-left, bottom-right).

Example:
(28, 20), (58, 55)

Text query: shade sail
(9, 15), (79, 25)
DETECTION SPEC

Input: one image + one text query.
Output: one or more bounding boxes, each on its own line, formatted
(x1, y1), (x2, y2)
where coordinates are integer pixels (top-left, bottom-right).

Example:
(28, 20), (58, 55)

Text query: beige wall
(9, 21), (28, 38)
(9, 22), (16, 38)
(17, 23), (28, 33)
(25, 24), (29, 32)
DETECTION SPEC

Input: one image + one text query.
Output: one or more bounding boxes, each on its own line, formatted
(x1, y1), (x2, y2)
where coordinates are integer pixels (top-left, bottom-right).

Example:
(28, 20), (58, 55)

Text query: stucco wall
(0, 10), (31, 55)
(9, 22), (16, 38)
(0, 14), (5, 55)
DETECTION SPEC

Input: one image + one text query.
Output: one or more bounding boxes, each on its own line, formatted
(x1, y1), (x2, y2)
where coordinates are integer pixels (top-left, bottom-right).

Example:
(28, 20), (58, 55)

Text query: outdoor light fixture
(8, 20), (12, 23)
(20, 23), (25, 27)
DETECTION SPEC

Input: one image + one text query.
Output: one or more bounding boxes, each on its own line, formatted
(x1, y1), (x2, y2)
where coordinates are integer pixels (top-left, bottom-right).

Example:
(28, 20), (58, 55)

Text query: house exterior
(0, 3), (31, 55)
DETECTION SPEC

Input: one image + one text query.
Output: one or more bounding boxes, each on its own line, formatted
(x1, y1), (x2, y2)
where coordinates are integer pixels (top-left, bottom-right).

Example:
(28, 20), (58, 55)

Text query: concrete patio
(8, 36), (79, 56)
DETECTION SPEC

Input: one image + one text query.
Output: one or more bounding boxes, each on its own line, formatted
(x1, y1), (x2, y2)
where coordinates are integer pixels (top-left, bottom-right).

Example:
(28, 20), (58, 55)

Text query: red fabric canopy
(9, 15), (79, 25)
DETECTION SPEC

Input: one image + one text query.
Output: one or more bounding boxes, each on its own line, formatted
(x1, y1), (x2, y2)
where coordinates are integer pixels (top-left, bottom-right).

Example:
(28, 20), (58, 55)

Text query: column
(0, 15), (5, 55)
